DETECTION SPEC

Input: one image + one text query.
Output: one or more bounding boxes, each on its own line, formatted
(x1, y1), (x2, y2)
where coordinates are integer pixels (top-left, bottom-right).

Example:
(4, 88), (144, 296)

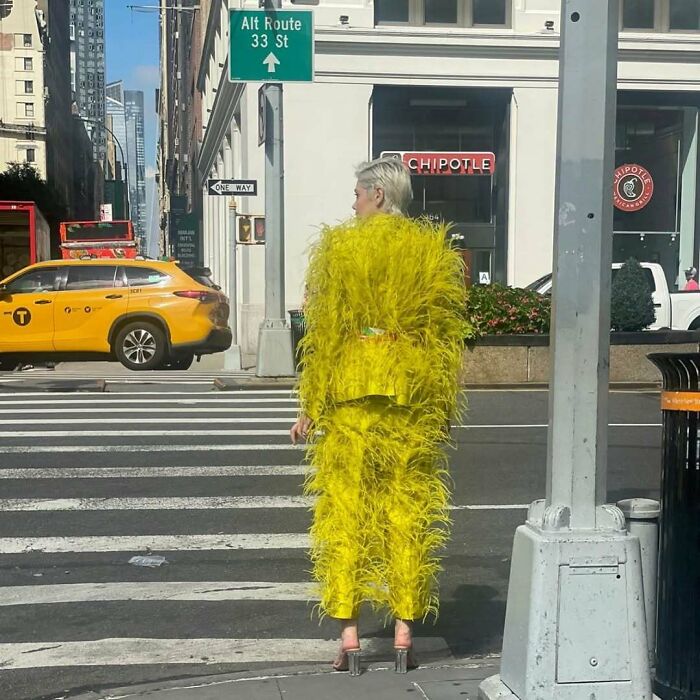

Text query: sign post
(480, 2), (652, 698)
(229, 4), (313, 377)
(207, 180), (257, 372)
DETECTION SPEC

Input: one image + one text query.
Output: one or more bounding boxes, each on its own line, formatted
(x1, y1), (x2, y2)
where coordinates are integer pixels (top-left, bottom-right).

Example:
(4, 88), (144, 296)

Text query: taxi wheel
(114, 322), (167, 371)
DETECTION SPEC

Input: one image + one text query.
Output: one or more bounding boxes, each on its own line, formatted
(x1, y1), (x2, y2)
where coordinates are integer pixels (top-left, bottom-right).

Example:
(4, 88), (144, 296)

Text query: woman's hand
(290, 414), (313, 444)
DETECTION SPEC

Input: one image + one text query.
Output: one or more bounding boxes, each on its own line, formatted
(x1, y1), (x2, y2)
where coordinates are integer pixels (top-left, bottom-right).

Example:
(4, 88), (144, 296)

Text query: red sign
(613, 164), (654, 212)
(381, 151), (495, 176)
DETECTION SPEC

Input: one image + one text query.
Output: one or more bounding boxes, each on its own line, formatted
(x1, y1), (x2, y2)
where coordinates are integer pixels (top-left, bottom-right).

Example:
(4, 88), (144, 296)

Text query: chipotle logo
(381, 151), (495, 176)
(613, 164), (654, 212)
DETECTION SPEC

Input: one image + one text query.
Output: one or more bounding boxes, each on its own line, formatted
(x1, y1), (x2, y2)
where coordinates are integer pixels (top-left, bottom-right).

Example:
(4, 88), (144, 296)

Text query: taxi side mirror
(0, 284), (9, 298)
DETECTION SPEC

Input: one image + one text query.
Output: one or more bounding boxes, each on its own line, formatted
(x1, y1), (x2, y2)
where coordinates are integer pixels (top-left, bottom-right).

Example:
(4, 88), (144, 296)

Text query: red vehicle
(59, 220), (139, 260)
(0, 201), (50, 279)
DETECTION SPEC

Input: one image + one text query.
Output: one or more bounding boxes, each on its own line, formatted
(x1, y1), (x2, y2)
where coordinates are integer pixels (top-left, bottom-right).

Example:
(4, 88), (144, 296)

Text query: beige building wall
(0, 1), (47, 177)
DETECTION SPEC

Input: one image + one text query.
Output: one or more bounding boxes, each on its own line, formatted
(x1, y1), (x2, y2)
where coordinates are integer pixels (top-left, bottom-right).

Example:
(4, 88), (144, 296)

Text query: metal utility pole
(480, 2), (652, 698)
(224, 198), (242, 370)
(255, 0), (295, 377)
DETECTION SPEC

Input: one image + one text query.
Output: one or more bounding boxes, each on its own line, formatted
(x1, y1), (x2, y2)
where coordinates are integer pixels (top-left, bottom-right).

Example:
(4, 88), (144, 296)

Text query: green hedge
(466, 284), (551, 336)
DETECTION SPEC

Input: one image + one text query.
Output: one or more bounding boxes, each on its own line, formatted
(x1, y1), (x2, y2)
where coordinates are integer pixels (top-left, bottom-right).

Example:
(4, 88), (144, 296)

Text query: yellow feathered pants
(305, 397), (450, 621)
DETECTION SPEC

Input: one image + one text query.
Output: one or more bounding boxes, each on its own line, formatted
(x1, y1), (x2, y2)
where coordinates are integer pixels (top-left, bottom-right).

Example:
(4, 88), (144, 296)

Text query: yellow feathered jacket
(298, 214), (470, 423)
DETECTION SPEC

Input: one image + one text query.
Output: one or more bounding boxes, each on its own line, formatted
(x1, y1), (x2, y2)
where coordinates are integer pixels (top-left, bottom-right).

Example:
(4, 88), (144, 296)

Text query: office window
(24, 57), (32, 70)
(375, 0), (510, 27)
(23, 33), (32, 46)
(670, 0), (699, 29)
(24, 80), (33, 94)
(425, 0), (458, 24)
(474, 0), (507, 25)
(622, 0), (700, 31)
(26, 148), (35, 163)
(25, 103), (34, 117)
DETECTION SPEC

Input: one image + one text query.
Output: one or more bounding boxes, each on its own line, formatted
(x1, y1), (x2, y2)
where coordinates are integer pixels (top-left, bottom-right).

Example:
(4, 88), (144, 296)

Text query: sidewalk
(71, 658), (499, 700)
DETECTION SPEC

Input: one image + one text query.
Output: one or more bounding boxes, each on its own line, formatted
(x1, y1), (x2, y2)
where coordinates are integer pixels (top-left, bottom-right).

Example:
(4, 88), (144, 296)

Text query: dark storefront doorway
(372, 86), (511, 284)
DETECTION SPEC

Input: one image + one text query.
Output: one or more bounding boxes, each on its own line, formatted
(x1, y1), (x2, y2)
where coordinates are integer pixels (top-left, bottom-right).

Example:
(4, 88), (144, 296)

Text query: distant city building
(124, 89), (147, 249)
(69, 0), (105, 160)
(105, 81), (128, 180)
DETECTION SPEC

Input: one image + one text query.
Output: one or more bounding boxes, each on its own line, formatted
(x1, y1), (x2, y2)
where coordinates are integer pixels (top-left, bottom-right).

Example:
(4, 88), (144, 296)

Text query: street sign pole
(256, 71), (294, 376)
(224, 198), (242, 371)
(480, 2), (652, 698)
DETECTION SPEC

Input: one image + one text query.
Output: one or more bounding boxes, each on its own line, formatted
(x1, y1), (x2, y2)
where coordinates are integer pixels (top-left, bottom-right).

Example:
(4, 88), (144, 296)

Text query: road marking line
(5, 407), (299, 414)
(0, 390), (297, 398)
(0, 429), (291, 437)
(0, 581), (316, 606)
(0, 637), (450, 669)
(0, 533), (309, 553)
(0, 496), (313, 510)
(0, 466), (306, 479)
(0, 397), (298, 404)
(455, 423), (661, 428)
(0, 418), (298, 425)
(0, 497), (527, 511)
(0, 444), (305, 453)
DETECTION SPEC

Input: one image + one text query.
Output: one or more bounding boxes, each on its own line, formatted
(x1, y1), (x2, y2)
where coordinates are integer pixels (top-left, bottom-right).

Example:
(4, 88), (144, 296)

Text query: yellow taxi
(0, 259), (231, 371)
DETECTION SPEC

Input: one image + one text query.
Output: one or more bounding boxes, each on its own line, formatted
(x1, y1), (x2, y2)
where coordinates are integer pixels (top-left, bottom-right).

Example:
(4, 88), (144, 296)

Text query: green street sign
(229, 9), (313, 83)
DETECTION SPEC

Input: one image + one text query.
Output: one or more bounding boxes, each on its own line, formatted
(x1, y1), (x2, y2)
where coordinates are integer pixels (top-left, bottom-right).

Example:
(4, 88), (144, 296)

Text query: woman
(290, 157), (468, 675)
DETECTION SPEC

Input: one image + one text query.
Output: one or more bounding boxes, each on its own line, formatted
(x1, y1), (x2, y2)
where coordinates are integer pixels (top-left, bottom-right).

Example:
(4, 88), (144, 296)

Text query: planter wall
(462, 331), (700, 385)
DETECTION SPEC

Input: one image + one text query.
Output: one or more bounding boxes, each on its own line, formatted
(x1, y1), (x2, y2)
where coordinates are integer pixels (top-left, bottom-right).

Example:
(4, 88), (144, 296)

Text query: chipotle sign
(613, 163), (654, 212)
(381, 151), (495, 176)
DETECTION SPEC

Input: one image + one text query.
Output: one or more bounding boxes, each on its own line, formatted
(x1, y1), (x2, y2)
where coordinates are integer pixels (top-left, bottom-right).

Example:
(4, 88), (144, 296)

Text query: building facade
(69, 0), (105, 160)
(157, 0), (207, 262)
(185, 0), (700, 358)
(0, 0), (97, 221)
(0, 0), (48, 177)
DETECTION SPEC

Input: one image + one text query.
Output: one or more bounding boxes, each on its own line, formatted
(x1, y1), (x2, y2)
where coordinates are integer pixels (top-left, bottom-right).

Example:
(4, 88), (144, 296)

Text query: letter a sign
(229, 10), (313, 82)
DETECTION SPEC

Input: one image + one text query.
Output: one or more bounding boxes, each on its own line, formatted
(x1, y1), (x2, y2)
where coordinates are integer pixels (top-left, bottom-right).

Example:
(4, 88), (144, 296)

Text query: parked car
(0, 259), (231, 371)
(526, 262), (700, 331)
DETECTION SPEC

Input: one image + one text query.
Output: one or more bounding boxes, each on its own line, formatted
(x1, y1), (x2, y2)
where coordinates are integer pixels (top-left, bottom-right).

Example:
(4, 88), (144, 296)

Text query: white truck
(526, 262), (700, 331)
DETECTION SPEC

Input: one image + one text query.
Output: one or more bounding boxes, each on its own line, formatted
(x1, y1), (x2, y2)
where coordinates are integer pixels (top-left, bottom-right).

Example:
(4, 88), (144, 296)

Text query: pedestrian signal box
(237, 215), (266, 244)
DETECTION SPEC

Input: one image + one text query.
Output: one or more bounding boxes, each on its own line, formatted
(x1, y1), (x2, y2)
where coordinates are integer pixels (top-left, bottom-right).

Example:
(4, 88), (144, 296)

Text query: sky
(105, 0), (160, 174)
(104, 0), (160, 247)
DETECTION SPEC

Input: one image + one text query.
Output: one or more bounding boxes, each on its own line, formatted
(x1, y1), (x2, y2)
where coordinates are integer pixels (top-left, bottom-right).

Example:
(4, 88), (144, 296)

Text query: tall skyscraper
(105, 81), (127, 177)
(124, 89), (146, 249)
(69, 0), (105, 159)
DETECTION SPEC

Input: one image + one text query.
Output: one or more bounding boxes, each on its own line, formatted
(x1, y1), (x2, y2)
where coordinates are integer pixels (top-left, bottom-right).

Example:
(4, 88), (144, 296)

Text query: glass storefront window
(670, 0), (700, 29)
(622, 0), (655, 28)
(375, 0), (409, 23)
(614, 108), (683, 234)
(425, 0), (458, 24)
(473, 0), (507, 25)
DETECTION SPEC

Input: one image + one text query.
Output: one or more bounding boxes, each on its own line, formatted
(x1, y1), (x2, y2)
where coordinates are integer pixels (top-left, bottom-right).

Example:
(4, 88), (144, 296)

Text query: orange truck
(0, 200), (50, 279)
(59, 219), (139, 259)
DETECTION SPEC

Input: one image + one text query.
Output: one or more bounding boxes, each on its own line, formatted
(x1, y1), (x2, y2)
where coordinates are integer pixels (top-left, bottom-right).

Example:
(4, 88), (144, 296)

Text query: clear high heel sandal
(394, 646), (418, 674)
(333, 648), (361, 676)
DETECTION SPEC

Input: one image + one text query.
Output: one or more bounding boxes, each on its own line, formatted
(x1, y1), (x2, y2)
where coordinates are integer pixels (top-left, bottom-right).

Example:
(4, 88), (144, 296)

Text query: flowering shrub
(466, 284), (551, 336)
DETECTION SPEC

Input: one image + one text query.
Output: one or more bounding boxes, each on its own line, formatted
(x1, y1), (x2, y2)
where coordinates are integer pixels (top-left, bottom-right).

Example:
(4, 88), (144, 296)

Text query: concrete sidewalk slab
(69, 658), (499, 700)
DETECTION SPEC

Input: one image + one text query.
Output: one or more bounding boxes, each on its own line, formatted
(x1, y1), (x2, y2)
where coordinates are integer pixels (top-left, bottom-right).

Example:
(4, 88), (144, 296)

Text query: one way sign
(207, 179), (257, 196)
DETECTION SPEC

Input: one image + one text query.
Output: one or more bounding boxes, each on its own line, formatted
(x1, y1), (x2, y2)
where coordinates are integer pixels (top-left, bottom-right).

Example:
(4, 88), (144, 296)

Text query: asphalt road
(0, 370), (663, 700)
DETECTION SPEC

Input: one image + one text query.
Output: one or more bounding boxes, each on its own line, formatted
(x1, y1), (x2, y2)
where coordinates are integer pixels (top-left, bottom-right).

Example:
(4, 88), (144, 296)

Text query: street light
(73, 114), (130, 219)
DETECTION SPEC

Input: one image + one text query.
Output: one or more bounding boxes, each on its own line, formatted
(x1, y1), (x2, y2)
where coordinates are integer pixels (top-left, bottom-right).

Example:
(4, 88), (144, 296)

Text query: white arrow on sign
(263, 52), (280, 74)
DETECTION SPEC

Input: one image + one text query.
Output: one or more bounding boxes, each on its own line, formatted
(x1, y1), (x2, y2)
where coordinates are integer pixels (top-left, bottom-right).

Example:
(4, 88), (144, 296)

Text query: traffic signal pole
(255, 0), (295, 377)
(479, 2), (652, 698)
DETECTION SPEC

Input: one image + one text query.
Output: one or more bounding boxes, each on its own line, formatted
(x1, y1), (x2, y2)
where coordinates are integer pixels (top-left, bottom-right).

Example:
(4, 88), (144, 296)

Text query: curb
(214, 377), (296, 391)
(66, 657), (501, 700)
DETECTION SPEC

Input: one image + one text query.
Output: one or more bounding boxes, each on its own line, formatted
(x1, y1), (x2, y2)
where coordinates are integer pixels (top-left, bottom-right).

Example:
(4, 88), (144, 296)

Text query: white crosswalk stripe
(0, 384), (452, 690)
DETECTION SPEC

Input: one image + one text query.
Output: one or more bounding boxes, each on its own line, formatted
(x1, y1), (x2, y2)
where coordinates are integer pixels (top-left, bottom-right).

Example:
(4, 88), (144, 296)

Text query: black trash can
(648, 353), (700, 700)
(288, 309), (306, 370)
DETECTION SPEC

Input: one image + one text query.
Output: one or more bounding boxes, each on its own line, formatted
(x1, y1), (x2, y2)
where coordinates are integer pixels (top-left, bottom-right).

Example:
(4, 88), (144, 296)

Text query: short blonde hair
(355, 156), (413, 215)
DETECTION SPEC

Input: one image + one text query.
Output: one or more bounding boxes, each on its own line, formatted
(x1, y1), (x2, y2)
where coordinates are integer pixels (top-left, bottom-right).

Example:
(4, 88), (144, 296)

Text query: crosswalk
(0, 384), (454, 699)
